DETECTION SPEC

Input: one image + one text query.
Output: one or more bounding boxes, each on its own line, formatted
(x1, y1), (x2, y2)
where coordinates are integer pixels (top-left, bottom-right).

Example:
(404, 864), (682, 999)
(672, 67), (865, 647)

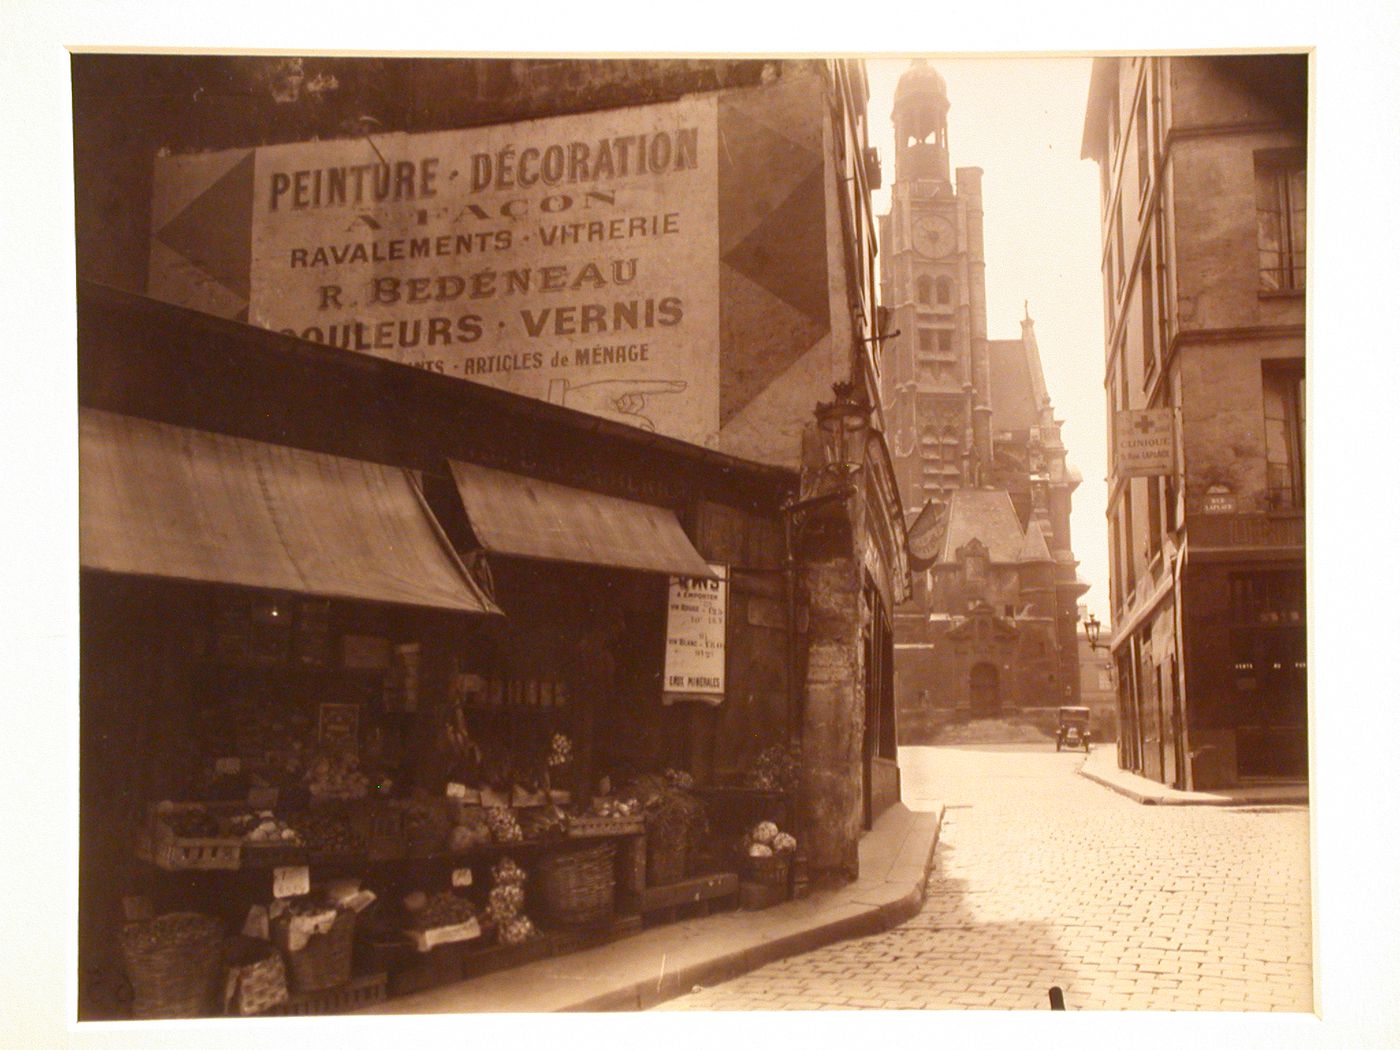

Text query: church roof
(938, 488), (1025, 564)
(1016, 520), (1054, 563)
(987, 339), (1039, 432)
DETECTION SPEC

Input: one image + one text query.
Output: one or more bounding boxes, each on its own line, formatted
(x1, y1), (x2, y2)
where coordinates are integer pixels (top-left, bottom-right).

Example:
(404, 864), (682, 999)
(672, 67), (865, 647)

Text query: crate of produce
(743, 853), (791, 890)
(264, 972), (386, 1016)
(222, 935), (289, 1017)
(272, 907), (356, 994)
(141, 803), (242, 871)
(288, 808), (365, 864)
(566, 814), (645, 839)
(121, 912), (225, 1019)
(345, 799), (403, 861)
(537, 843), (616, 926)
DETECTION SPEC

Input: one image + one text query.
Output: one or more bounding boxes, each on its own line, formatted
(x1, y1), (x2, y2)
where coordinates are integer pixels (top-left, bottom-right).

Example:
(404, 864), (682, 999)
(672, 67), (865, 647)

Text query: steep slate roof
(987, 338), (1039, 433)
(1016, 519), (1054, 563)
(939, 488), (1026, 564)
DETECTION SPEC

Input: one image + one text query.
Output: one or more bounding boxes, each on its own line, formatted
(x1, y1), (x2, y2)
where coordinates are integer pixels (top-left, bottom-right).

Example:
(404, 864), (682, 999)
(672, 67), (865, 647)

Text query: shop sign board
(1114, 409), (1175, 477)
(663, 563), (727, 702)
(318, 702), (361, 754)
(153, 97), (721, 446)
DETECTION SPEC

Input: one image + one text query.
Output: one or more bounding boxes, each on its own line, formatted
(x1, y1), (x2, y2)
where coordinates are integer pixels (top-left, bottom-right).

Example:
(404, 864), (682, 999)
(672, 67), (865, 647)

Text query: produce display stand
(638, 872), (739, 927)
(263, 972), (388, 1016)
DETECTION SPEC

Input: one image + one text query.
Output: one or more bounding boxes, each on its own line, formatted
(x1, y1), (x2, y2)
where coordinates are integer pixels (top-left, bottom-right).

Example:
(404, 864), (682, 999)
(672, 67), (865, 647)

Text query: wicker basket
(273, 909), (356, 993)
(744, 853), (791, 890)
(646, 832), (687, 887)
(223, 936), (289, 1016)
(537, 843), (617, 925)
(120, 912), (225, 1019)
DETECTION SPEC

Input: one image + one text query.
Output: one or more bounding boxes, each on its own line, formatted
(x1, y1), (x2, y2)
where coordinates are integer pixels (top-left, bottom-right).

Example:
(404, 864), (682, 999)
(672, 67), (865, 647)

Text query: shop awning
(80, 408), (501, 615)
(448, 460), (714, 578)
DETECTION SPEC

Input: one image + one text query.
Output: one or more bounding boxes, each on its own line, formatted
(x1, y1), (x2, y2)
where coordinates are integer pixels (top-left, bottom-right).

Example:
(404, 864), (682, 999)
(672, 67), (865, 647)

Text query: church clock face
(912, 214), (955, 259)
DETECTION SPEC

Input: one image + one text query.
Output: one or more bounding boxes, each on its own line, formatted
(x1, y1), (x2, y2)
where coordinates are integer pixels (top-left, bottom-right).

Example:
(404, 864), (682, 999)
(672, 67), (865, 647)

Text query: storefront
(78, 282), (856, 1020)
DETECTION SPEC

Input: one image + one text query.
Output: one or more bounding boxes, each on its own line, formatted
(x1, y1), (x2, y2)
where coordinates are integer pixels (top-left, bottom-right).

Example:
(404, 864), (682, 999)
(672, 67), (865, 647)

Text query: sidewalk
(361, 800), (944, 1013)
(1079, 745), (1308, 806)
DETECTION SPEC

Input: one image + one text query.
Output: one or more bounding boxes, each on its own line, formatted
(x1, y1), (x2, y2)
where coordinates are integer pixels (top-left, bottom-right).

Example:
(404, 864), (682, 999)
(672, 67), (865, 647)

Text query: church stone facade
(879, 61), (1088, 739)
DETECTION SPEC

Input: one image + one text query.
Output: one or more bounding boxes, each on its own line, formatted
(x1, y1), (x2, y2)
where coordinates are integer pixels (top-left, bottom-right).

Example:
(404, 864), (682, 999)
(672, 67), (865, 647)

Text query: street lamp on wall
(814, 381), (872, 482)
(1084, 613), (1106, 652)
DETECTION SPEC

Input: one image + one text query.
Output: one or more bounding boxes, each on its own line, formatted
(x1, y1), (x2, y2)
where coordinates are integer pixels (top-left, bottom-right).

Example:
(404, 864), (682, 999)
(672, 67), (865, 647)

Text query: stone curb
(566, 803), (946, 1012)
(1079, 766), (1307, 807)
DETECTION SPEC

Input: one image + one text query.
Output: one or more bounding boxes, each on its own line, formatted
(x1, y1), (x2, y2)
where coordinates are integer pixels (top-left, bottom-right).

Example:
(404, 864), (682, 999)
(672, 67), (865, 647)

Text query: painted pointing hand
(547, 378), (688, 432)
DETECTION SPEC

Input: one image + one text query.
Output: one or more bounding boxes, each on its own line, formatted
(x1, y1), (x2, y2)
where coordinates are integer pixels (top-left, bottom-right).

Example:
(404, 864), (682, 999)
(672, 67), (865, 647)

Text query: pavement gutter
(1078, 749), (1307, 807)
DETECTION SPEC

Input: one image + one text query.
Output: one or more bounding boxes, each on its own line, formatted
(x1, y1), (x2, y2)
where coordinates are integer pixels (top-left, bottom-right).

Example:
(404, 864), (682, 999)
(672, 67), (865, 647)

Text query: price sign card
(451, 867), (473, 888)
(272, 865), (311, 899)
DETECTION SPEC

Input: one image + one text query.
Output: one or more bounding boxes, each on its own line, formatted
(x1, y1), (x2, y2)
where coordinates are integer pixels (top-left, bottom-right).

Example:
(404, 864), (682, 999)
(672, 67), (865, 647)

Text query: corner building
(879, 62), (1087, 739)
(1082, 55), (1307, 788)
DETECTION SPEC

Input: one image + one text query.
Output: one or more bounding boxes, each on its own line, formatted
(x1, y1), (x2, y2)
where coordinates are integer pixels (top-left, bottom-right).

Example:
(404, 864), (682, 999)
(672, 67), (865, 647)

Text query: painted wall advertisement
(663, 564), (728, 704)
(155, 97), (721, 446)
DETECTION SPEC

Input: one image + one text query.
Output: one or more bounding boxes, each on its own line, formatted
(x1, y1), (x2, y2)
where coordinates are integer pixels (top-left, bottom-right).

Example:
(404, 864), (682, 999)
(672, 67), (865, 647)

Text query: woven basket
(120, 912), (224, 1019)
(537, 843), (616, 925)
(744, 854), (791, 890)
(646, 832), (687, 887)
(273, 909), (356, 993)
(223, 936), (289, 1016)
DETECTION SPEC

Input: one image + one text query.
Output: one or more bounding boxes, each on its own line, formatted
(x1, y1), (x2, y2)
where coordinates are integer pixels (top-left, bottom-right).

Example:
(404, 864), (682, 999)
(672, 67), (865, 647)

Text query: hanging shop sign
(663, 563), (728, 703)
(1114, 409), (1175, 477)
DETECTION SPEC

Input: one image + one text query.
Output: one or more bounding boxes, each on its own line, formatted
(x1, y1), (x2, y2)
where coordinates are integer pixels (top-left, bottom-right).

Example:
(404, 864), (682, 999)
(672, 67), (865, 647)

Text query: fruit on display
(747, 842), (773, 858)
(491, 857), (527, 886)
(498, 915), (537, 946)
(772, 832), (798, 854)
(749, 821), (779, 846)
(305, 751), (370, 798)
(546, 733), (572, 768)
(487, 883), (526, 920)
(122, 912), (221, 954)
(664, 768), (694, 790)
(164, 808), (222, 839)
(519, 807), (567, 840)
(485, 807), (524, 844)
(588, 796), (641, 819)
(745, 745), (801, 792)
(409, 891), (478, 930)
(288, 811), (361, 854)
(231, 810), (302, 844)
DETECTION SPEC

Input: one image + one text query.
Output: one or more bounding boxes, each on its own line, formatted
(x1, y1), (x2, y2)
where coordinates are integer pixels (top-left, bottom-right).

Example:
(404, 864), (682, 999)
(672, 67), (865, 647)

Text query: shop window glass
(1263, 365), (1305, 510)
(1255, 149), (1306, 292)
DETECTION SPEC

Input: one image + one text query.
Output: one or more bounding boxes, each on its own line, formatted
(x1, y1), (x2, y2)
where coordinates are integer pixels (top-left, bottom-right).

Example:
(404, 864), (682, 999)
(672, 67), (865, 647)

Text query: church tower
(880, 60), (1089, 735)
(879, 60), (994, 527)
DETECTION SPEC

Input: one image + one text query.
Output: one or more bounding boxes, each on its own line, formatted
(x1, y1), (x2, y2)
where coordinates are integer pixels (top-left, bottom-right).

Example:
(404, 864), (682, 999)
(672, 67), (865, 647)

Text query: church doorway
(969, 662), (1001, 718)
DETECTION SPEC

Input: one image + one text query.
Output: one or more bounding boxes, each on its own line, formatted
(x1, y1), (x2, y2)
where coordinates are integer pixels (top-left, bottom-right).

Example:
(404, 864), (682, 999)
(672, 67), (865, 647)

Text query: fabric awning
(80, 408), (501, 615)
(448, 460), (713, 578)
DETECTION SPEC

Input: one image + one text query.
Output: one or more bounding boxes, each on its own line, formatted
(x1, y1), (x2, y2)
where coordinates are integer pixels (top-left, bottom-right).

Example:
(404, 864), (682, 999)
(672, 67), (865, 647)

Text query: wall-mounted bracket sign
(663, 564), (728, 705)
(1114, 409), (1175, 477)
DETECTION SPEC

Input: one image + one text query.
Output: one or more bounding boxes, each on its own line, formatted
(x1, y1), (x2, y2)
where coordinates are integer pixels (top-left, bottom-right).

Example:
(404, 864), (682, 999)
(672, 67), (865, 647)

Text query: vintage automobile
(1055, 707), (1092, 752)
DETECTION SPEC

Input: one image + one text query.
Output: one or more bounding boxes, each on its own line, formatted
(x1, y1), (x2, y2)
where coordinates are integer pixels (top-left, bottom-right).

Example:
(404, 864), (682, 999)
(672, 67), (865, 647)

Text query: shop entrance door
(969, 662), (1000, 718)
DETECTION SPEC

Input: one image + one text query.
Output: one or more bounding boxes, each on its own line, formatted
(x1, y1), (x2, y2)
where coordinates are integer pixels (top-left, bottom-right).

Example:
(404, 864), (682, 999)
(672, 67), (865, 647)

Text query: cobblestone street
(658, 745), (1312, 1011)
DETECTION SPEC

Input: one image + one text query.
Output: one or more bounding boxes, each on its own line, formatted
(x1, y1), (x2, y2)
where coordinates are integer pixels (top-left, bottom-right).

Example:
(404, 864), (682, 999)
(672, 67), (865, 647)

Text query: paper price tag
(272, 865), (311, 899)
(451, 867), (473, 888)
(445, 782), (467, 799)
(215, 756), (242, 775)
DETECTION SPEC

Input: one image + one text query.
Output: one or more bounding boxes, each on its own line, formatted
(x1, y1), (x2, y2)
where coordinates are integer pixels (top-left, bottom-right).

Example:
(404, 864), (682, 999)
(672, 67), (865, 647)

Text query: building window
(1121, 486), (1137, 595)
(916, 275), (934, 305)
(1230, 571), (1305, 625)
(937, 329), (953, 355)
(1146, 476), (1163, 561)
(918, 328), (934, 355)
(1255, 149), (1306, 292)
(936, 276), (953, 305)
(1263, 365), (1305, 510)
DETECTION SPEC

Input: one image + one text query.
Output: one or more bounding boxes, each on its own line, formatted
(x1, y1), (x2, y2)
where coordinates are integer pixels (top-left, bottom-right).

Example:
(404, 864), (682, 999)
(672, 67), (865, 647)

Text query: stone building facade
(1082, 55), (1307, 788)
(73, 55), (908, 882)
(878, 61), (1087, 739)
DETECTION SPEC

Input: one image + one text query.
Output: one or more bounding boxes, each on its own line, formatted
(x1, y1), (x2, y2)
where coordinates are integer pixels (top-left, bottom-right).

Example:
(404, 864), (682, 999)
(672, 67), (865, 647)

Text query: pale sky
(865, 57), (1110, 623)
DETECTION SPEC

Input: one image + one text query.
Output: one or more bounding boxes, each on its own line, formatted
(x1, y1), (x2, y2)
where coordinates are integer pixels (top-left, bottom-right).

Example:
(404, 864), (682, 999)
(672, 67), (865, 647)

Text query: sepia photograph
(4, 2), (1396, 1047)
